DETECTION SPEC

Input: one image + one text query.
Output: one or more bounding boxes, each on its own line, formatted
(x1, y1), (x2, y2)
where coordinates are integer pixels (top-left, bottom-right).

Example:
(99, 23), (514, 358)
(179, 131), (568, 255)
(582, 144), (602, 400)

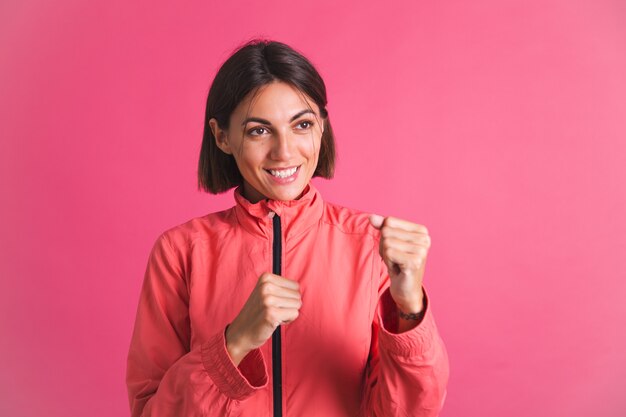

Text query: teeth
(269, 167), (298, 178)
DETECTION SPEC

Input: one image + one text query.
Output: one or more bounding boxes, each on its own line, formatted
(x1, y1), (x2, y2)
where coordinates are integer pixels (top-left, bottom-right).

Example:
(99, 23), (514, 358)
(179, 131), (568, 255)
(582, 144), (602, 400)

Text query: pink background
(2, 0), (625, 416)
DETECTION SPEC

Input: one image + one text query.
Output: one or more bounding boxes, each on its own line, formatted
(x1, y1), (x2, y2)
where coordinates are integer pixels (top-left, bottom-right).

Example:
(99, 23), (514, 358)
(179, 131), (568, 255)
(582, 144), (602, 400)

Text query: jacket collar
(233, 182), (324, 239)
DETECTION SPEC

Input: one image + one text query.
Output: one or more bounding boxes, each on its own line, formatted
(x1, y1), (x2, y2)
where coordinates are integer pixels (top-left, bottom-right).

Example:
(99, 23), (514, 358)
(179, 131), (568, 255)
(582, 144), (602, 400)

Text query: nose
(270, 130), (294, 161)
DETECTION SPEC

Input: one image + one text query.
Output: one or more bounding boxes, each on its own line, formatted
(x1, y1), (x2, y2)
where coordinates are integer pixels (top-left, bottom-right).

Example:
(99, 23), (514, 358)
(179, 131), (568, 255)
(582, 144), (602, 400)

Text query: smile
(266, 166), (299, 178)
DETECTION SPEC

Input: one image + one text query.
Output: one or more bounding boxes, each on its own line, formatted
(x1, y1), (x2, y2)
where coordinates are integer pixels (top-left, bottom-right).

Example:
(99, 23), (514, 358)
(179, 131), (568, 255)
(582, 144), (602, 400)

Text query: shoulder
(322, 200), (381, 239)
(156, 206), (237, 252)
(142, 207), (238, 278)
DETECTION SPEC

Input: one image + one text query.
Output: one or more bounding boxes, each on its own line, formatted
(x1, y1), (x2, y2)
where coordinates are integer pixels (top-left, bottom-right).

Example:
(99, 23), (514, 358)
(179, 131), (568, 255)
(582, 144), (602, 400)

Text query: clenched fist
(225, 272), (302, 365)
(369, 214), (431, 317)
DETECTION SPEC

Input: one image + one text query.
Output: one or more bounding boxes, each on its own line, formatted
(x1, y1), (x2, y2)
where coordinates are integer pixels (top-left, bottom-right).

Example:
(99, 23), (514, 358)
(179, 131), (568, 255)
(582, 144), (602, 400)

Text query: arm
(363, 286), (449, 417)
(364, 214), (449, 416)
(125, 234), (268, 417)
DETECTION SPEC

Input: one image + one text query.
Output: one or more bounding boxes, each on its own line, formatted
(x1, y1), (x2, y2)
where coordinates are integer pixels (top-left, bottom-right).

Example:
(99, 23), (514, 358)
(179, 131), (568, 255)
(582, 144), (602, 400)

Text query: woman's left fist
(369, 214), (430, 313)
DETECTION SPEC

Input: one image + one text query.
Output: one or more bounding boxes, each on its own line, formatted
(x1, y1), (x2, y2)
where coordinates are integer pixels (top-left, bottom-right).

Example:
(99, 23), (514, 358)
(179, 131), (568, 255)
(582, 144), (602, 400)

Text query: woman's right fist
(225, 272), (302, 365)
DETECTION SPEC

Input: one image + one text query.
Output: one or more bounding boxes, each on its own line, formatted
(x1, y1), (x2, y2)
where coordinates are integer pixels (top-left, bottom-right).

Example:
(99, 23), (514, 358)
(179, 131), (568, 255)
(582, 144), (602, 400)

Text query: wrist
(397, 307), (425, 322)
(225, 325), (250, 366)
(394, 291), (424, 315)
(396, 297), (426, 329)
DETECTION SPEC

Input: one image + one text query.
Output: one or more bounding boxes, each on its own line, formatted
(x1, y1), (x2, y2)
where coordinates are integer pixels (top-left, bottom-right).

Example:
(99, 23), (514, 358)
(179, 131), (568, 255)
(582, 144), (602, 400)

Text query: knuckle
(259, 273), (273, 285)
(265, 307), (277, 322)
(259, 283), (271, 296)
(263, 295), (275, 306)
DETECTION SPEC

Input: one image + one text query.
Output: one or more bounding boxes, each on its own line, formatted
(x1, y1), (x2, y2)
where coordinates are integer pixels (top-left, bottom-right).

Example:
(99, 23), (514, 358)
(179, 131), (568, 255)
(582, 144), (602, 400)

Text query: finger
(381, 228), (431, 246)
(267, 307), (300, 327)
(384, 247), (427, 271)
(264, 294), (303, 309)
(260, 282), (302, 300)
(261, 273), (301, 291)
(381, 237), (429, 255)
(277, 308), (300, 324)
(369, 214), (385, 229)
(257, 277), (301, 302)
(383, 217), (429, 234)
(382, 257), (398, 275)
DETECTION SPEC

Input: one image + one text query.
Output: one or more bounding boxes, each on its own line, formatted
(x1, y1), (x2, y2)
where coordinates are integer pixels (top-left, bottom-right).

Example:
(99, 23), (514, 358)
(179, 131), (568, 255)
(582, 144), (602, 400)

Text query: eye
(295, 120), (314, 130)
(247, 126), (269, 136)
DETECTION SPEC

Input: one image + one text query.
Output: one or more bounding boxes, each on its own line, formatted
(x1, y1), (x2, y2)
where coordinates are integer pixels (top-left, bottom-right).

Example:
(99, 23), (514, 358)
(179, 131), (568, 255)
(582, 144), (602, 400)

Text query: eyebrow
(241, 109), (316, 126)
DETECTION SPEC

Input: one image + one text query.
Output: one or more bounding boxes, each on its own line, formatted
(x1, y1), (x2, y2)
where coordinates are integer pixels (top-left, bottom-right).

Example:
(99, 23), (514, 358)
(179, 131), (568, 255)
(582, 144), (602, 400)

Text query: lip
(265, 165), (301, 184)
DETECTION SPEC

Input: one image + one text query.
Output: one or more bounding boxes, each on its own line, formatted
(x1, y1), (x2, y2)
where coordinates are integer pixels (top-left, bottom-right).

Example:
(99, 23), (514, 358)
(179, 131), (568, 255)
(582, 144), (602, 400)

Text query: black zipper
(271, 213), (283, 417)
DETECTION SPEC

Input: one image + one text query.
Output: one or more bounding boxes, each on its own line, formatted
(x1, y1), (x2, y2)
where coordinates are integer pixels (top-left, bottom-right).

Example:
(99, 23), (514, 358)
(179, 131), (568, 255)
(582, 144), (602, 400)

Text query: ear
(209, 118), (232, 155)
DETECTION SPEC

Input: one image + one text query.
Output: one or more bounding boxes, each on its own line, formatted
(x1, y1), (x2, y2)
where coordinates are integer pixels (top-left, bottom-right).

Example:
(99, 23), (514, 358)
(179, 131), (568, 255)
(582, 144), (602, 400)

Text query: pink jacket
(126, 183), (449, 416)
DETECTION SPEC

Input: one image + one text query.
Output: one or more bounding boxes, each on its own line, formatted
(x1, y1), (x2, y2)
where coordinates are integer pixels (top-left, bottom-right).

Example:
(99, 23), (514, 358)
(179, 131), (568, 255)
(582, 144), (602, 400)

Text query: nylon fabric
(126, 182), (449, 416)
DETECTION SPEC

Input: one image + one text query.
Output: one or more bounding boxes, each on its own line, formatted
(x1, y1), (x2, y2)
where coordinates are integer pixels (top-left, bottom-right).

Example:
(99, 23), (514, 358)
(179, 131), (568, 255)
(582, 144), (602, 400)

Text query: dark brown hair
(198, 39), (336, 194)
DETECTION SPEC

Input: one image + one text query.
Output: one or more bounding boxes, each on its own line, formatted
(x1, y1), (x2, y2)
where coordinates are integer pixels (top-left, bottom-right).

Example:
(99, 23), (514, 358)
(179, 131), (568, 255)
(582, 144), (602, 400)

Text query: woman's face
(210, 81), (323, 203)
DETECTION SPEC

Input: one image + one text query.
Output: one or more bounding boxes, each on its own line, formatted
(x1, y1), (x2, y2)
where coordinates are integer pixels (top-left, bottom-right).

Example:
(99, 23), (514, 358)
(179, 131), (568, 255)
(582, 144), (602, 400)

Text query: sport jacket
(126, 183), (449, 416)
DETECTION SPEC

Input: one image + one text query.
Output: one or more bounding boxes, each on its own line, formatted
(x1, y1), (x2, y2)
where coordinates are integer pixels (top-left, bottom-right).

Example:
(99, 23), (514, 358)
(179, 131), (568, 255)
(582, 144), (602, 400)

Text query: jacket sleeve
(362, 264), (449, 416)
(126, 233), (268, 417)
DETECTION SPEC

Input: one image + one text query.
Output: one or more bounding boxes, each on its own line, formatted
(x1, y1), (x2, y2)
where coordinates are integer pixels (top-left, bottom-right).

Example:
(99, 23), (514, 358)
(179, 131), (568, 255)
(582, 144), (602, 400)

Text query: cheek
(304, 134), (322, 160)
(237, 141), (267, 169)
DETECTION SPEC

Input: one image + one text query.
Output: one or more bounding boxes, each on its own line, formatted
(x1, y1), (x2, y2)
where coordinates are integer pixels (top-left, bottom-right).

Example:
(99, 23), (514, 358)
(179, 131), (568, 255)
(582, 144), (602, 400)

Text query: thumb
(369, 214), (385, 229)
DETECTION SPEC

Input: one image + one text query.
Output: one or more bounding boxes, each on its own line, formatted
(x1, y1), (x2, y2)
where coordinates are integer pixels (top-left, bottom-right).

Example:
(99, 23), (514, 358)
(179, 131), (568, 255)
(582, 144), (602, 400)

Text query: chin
(272, 191), (302, 201)
(268, 186), (307, 201)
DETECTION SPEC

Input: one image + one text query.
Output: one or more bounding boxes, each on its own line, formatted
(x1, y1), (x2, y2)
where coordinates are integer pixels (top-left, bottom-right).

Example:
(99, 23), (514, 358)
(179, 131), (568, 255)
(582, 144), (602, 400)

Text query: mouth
(265, 165), (300, 179)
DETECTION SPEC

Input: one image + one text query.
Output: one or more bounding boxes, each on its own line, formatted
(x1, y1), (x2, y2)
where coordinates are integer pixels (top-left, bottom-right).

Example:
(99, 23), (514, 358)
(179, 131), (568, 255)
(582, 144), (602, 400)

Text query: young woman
(126, 39), (449, 417)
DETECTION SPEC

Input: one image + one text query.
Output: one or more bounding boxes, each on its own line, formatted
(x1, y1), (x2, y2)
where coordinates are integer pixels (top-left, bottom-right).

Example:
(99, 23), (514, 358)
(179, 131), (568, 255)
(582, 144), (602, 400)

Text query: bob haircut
(198, 39), (336, 194)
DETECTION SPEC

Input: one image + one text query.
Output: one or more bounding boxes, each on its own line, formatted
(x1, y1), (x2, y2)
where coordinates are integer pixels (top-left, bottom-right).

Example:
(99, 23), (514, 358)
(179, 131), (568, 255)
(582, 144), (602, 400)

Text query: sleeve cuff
(377, 287), (439, 357)
(200, 328), (268, 400)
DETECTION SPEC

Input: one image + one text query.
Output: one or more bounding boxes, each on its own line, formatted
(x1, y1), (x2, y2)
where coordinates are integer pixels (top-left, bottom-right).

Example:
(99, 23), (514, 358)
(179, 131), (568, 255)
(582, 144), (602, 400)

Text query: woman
(126, 39), (449, 417)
